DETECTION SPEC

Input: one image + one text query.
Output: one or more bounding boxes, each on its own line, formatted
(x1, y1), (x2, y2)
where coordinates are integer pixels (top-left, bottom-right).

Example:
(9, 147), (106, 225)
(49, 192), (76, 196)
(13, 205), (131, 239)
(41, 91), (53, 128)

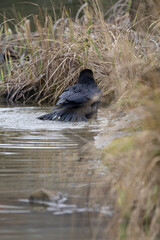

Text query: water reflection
(0, 105), (109, 240)
(0, 0), (116, 17)
(0, 0), (117, 31)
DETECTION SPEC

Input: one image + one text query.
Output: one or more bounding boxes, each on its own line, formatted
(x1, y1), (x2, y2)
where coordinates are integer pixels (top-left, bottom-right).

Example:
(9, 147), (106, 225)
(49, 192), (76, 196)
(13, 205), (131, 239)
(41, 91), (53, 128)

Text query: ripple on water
(0, 105), (109, 240)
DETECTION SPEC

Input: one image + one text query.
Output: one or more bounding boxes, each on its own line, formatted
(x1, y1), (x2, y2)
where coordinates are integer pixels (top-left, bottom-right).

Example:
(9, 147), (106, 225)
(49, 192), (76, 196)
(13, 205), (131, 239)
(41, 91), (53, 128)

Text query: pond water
(0, 104), (111, 240)
(0, 0), (117, 15)
(0, 0), (117, 28)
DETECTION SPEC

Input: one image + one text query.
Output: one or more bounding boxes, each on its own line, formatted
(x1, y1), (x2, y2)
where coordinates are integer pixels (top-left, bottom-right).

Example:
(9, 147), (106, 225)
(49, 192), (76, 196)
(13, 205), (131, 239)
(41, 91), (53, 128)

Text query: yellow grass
(102, 87), (160, 240)
(0, 1), (159, 105)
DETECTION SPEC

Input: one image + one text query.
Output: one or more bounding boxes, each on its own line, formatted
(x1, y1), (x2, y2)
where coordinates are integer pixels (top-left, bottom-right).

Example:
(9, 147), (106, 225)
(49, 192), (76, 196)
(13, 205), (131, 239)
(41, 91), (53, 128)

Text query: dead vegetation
(101, 66), (160, 240)
(102, 105), (160, 240)
(0, 0), (159, 105)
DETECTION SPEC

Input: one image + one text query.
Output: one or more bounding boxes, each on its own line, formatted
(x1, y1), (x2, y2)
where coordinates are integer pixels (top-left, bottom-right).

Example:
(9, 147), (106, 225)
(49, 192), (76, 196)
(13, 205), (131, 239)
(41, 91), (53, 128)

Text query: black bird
(38, 69), (101, 122)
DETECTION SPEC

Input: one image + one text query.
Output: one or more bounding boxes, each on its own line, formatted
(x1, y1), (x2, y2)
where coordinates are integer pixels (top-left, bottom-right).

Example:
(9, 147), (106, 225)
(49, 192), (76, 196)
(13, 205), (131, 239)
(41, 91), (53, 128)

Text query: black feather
(38, 69), (102, 122)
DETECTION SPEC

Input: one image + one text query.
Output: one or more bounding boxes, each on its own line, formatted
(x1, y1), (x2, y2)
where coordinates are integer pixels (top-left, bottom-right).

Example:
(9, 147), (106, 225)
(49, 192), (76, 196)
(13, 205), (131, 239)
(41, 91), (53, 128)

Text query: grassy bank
(0, 1), (160, 239)
(102, 100), (160, 240)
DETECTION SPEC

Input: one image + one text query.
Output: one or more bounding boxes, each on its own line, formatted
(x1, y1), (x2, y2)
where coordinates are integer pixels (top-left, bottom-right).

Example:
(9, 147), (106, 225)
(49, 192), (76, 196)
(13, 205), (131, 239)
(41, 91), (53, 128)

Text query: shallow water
(0, 0), (117, 31)
(0, 0), (116, 17)
(0, 105), (111, 240)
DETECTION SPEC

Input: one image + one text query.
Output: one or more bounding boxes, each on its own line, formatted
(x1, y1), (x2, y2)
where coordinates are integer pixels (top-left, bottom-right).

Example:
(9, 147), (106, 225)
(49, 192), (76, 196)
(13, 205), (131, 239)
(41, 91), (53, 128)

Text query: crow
(38, 69), (101, 122)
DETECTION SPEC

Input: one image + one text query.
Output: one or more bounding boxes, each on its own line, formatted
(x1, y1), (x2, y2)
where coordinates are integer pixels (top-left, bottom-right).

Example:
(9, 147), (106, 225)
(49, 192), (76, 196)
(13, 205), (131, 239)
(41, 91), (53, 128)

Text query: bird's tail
(37, 112), (58, 121)
(37, 108), (87, 122)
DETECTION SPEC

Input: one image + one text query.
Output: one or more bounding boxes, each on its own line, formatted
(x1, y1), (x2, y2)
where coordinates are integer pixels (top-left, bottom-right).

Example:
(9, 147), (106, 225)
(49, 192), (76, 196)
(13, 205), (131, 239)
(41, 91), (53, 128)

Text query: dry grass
(0, 0), (159, 105)
(102, 84), (160, 240)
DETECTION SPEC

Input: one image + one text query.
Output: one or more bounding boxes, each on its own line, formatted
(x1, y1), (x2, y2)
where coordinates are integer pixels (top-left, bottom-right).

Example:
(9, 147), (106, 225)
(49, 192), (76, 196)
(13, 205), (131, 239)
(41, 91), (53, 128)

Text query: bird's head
(78, 69), (94, 84)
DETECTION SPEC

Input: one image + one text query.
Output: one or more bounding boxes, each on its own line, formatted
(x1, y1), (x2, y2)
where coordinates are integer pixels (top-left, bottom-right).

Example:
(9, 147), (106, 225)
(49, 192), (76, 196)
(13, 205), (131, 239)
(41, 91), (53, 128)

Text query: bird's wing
(56, 84), (88, 105)
(67, 92), (88, 103)
(56, 83), (101, 106)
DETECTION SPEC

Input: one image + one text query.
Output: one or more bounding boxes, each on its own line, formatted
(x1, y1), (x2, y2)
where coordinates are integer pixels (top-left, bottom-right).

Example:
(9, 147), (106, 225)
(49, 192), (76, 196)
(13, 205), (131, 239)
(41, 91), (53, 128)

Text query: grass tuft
(0, 1), (159, 105)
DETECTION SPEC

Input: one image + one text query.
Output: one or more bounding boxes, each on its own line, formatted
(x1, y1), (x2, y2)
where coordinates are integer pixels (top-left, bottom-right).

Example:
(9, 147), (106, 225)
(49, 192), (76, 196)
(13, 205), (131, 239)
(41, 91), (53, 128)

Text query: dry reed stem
(0, 1), (159, 105)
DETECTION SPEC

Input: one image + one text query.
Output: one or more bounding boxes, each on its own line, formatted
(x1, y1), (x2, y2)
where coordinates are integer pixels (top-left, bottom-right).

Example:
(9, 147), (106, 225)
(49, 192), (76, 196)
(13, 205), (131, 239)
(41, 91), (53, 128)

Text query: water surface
(0, 0), (117, 28)
(0, 105), (109, 240)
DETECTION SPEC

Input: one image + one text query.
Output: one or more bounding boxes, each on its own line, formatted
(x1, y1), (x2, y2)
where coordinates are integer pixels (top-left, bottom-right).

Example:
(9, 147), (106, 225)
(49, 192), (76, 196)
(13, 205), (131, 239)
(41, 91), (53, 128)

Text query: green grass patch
(103, 135), (135, 156)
